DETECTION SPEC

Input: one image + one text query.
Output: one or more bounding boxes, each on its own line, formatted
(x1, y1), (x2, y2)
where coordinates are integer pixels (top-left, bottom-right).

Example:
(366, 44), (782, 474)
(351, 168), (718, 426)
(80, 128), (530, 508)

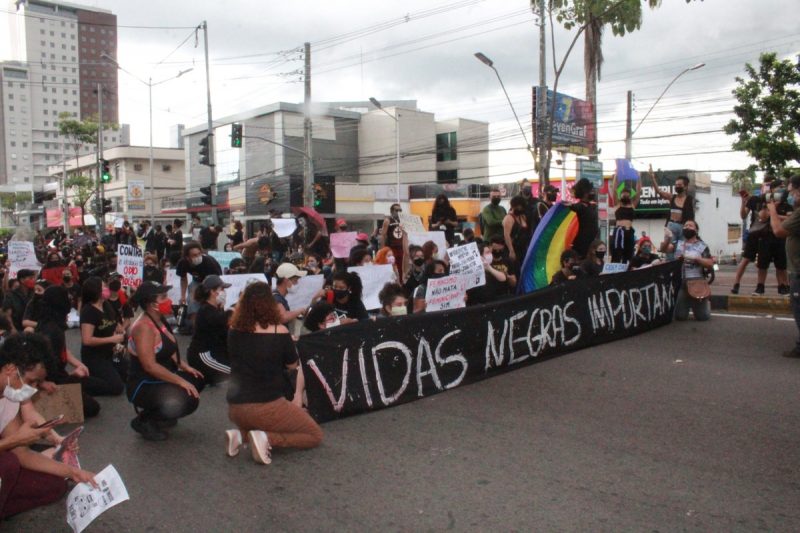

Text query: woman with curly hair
(225, 282), (322, 465)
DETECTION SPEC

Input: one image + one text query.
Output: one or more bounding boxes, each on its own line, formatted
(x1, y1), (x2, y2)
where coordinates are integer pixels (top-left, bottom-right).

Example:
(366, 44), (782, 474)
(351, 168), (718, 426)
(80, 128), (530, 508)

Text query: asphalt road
(8, 313), (800, 532)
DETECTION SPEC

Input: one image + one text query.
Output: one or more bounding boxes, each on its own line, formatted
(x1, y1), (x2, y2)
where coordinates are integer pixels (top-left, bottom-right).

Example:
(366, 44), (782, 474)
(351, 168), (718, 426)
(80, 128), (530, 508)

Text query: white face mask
(191, 256), (203, 266)
(287, 283), (298, 294)
(387, 256), (396, 265)
(216, 290), (227, 306)
(390, 305), (407, 316)
(323, 315), (341, 329)
(4, 370), (37, 403)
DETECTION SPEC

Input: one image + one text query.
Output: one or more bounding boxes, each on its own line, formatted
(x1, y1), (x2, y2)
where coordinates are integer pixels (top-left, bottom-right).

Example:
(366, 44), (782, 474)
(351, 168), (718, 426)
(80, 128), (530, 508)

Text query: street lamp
(475, 52), (535, 161)
(626, 63), (705, 158)
(101, 53), (192, 224)
(369, 97), (401, 204)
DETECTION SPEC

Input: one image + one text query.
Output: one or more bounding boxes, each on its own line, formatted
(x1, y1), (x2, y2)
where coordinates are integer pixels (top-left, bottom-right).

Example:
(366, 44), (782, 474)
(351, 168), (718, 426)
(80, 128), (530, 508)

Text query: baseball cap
(202, 274), (232, 290)
(336, 218), (347, 227)
(356, 232), (369, 241)
(134, 281), (172, 303)
(276, 263), (307, 279)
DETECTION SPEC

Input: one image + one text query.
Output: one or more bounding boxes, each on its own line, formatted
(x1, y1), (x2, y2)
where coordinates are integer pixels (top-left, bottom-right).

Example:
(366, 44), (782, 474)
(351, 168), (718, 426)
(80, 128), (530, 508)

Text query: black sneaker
(778, 284), (790, 295)
(752, 284), (765, 296)
(731, 283), (740, 295)
(131, 416), (168, 441)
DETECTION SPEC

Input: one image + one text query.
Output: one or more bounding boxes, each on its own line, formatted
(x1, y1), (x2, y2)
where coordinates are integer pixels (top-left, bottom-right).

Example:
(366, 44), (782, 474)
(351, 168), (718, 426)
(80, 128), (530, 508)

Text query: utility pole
(624, 90), (633, 160)
(61, 139), (69, 233)
(536, 0), (549, 188)
(303, 41), (315, 209)
(96, 82), (104, 235)
(202, 21), (217, 223)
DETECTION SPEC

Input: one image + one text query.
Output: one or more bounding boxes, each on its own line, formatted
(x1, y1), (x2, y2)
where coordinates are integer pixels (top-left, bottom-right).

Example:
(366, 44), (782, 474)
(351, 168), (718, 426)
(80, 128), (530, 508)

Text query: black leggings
(186, 347), (230, 386)
(611, 226), (635, 263)
(129, 371), (205, 421)
(81, 353), (125, 396)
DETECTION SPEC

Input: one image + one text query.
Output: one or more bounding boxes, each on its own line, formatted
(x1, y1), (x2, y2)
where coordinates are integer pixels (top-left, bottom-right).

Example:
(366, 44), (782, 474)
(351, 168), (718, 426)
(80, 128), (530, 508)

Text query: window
(43, 121), (49, 126)
(9, 141), (15, 147)
(436, 132), (457, 162)
(8, 105), (13, 112)
(436, 169), (458, 184)
(22, 142), (27, 148)
(162, 164), (172, 172)
(134, 163), (143, 171)
(728, 224), (742, 244)
(7, 94), (12, 100)
(11, 165), (16, 171)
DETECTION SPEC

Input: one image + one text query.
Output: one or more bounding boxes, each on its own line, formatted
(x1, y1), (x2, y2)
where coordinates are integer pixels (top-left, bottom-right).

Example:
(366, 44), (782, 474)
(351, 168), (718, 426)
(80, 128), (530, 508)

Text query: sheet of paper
(601, 262), (628, 274)
(271, 218), (297, 238)
(8, 240), (40, 277)
(66, 464), (129, 533)
(165, 269), (182, 303)
(425, 274), (467, 312)
(286, 274), (325, 310)
(447, 242), (486, 289)
(398, 213), (425, 234)
(347, 264), (396, 310)
(330, 232), (358, 259)
(116, 244), (144, 289)
(220, 273), (268, 309)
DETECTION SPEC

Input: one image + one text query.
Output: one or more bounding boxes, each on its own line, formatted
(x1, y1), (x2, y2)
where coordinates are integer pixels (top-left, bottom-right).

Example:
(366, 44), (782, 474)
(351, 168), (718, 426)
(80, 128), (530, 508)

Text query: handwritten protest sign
(425, 274), (467, 312)
(286, 274), (325, 310)
(208, 251), (242, 270)
(220, 273), (267, 309)
(348, 264), (395, 310)
(33, 383), (84, 424)
(330, 232), (358, 259)
(116, 245), (143, 289)
(407, 232), (447, 259)
(272, 218), (297, 238)
(66, 465), (129, 533)
(165, 269), (182, 303)
(398, 213), (425, 234)
(8, 240), (40, 277)
(447, 242), (485, 289)
(601, 262), (628, 275)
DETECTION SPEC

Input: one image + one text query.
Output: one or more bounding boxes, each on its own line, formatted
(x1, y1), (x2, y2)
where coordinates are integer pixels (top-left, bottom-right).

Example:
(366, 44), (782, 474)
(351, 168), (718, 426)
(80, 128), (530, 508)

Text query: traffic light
(102, 199), (112, 214)
(313, 184), (323, 208)
(200, 185), (213, 206)
(231, 123), (243, 148)
(100, 159), (111, 183)
(199, 135), (211, 166)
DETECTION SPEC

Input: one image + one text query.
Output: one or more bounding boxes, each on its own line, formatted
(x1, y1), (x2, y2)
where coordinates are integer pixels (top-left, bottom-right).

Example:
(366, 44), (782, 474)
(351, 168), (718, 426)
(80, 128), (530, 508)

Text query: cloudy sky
(3, 0), (799, 184)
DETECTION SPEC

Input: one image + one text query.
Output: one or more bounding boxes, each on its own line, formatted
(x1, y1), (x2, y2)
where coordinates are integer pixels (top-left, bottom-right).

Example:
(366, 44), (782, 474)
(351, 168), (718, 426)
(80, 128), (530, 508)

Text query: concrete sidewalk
(710, 263), (791, 315)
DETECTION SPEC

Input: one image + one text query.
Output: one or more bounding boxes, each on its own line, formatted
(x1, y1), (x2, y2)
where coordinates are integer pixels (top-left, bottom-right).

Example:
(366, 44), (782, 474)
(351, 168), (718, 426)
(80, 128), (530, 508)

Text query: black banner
(298, 261), (682, 423)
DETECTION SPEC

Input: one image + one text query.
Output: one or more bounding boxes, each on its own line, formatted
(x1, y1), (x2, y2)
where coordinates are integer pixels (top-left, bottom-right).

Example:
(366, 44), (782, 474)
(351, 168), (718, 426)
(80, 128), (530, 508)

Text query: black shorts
(742, 233), (759, 261)
(757, 236), (787, 270)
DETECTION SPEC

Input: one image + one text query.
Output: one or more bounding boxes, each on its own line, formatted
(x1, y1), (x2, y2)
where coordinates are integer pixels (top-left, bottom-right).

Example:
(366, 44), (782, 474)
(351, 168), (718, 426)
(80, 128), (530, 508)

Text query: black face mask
(682, 228), (697, 240)
(490, 197), (501, 205)
(491, 249), (503, 258)
(428, 272), (445, 279)
(596, 251), (606, 261)
(413, 257), (425, 267)
(522, 187), (532, 197)
(675, 186), (685, 194)
(63, 276), (72, 283)
(333, 289), (349, 300)
(621, 196), (631, 204)
(74, 260), (83, 267)
(547, 193), (557, 202)
(109, 280), (122, 292)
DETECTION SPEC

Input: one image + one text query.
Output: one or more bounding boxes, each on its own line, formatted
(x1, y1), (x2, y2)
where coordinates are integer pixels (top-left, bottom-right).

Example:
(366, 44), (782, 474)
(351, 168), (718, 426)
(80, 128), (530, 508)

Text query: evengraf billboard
(532, 87), (596, 156)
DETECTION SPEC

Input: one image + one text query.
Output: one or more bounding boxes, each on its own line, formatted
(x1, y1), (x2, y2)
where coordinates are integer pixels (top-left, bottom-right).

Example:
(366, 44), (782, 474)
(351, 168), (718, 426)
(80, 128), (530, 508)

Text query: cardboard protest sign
(330, 232), (358, 259)
(601, 262), (628, 275)
(347, 264), (396, 310)
(208, 251), (242, 270)
(8, 240), (40, 277)
(66, 465), (129, 533)
(298, 261), (683, 423)
(116, 245), (144, 289)
(447, 242), (485, 289)
(398, 213), (425, 234)
(165, 269), (182, 303)
(425, 274), (467, 312)
(271, 218), (298, 238)
(220, 273), (267, 309)
(32, 383), (84, 424)
(407, 232), (448, 259)
(286, 274), (325, 310)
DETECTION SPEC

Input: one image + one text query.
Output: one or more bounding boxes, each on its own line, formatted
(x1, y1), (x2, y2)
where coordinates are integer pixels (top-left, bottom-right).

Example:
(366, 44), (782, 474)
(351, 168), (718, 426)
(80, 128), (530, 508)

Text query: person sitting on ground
(105, 273), (133, 332)
(374, 247), (399, 281)
(127, 282), (205, 441)
(468, 240), (517, 305)
(301, 301), (338, 334)
(175, 242), (223, 334)
(272, 263), (325, 329)
(328, 271), (368, 324)
(143, 253), (165, 284)
(580, 239), (607, 277)
(186, 275), (233, 386)
(227, 257), (248, 275)
(350, 248), (373, 267)
(2, 269), (35, 333)
(661, 220), (715, 322)
(302, 254), (322, 275)
(21, 279), (49, 332)
(79, 277), (125, 397)
(225, 282), (323, 464)
(550, 250), (583, 286)
(403, 245), (426, 302)
(0, 333), (97, 520)
(413, 260), (449, 314)
(378, 283), (407, 317)
(629, 237), (661, 269)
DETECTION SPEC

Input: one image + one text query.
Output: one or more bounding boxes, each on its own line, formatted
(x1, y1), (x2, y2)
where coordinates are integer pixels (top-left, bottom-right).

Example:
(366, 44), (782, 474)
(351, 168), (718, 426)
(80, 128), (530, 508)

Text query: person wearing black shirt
(187, 275), (232, 385)
(609, 174), (642, 263)
(751, 179), (792, 295)
(629, 238), (661, 269)
(381, 204), (407, 280)
(79, 277), (125, 396)
(403, 246), (426, 312)
(430, 194), (458, 246)
(227, 221), (244, 247)
(579, 239), (606, 277)
(520, 180), (542, 235)
(199, 225), (220, 251)
(21, 279), (49, 332)
(166, 219), (184, 258)
(106, 275), (133, 332)
(137, 221), (158, 255)
(538, 185), (559, 220)
(175, 242), (222, 328)
(550, 250), (583, 286)
(153, 224), (168, 260)
(3, 270), (34, 333)
(569, 178), (600, 259)
(467, 238), (516, 305)
(329, 271), (368, 324)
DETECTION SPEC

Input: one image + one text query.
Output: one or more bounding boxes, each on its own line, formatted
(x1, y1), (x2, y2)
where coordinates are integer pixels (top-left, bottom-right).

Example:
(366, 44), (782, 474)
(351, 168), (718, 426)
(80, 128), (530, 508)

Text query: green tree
(64, 175), (96, 228)
(57, 112), (97, 170)
(724, 52), (800, 176)
(727, 166), (757, 195)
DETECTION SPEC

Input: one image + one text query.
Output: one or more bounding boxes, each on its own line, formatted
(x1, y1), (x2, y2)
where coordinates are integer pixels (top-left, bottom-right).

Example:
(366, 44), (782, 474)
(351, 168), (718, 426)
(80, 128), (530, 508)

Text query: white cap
(275, 263), (307, 279)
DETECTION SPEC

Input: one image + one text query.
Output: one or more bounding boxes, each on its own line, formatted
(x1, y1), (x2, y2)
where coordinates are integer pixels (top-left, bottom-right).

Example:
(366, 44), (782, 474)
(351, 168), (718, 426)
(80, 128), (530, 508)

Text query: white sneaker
(225, 429), (242, 457)
(247, 430), (272, 465)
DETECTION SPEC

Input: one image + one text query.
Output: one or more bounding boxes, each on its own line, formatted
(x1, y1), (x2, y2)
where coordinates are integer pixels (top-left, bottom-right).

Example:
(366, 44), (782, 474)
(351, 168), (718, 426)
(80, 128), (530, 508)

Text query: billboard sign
(533, 87), (595, 156)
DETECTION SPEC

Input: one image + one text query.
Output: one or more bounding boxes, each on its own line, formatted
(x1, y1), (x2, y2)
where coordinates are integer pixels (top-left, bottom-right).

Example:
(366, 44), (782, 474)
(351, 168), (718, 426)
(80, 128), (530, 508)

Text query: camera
(765, 189), (786, 203)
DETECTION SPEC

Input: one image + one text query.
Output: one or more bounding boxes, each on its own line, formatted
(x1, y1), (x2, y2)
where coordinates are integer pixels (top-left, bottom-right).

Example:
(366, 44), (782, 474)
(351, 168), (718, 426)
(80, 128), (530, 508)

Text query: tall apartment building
(1, 0), (123, 192)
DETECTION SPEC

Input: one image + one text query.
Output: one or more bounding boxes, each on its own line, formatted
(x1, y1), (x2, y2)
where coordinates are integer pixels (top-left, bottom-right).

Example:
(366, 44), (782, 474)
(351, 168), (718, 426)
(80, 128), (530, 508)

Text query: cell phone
(35, 414), (64, 429)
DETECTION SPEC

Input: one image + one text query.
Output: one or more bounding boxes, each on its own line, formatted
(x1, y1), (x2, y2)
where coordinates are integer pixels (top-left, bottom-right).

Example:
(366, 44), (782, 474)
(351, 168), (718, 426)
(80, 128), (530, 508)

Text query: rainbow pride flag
(517, 202), (580, 294)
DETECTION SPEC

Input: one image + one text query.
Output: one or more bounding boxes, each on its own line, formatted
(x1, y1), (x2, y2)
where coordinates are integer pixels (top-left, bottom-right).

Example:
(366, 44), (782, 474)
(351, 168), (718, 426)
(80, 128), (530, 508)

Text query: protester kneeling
(0, 333), (97, 520)
(127, 282), (205, 441)
(226, 282), (322, 465)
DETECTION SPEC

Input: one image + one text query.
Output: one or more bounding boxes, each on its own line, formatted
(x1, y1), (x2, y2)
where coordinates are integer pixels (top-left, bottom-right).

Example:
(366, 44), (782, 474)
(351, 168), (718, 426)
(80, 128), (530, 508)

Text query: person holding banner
(329, 272), (368, 324)
(127, 282), (205, 441)
(610, 173), (642, 264)
(225, 282), (323, 464)
(580, 240), (607, 277)
(187, 275), (232, 386)
(468, 239), (516, 305)
(302, 301), (338, 333)
(378, 283), (408, 317)
(412, 260), (449, 314)
(550, 250), (584, 286)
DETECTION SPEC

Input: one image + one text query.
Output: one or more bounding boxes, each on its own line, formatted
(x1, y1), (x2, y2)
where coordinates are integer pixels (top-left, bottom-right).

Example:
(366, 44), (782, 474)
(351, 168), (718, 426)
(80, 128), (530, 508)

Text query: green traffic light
(101, 173), (111, 183)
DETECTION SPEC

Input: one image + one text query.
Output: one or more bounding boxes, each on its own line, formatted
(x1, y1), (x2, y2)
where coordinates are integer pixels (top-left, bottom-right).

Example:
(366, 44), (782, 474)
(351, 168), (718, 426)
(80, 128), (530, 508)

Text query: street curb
(711, 294), (791, 315)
